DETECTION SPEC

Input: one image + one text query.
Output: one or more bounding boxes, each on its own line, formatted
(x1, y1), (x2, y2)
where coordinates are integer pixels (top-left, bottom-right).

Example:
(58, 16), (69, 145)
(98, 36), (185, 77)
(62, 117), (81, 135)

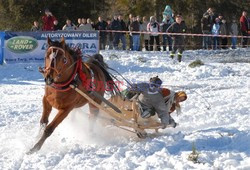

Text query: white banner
(4, 31), (99, 64)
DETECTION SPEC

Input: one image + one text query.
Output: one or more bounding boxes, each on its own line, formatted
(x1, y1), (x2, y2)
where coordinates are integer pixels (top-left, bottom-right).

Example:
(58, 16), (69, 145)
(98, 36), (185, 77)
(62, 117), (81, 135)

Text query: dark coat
(201, 17), (212, 32)
(95, 21), (108, 37)
(167, 22), (187, 41)
(120, 19), (127, 34)
(130, 21), (140, 35)
(111, 19), (122, 31)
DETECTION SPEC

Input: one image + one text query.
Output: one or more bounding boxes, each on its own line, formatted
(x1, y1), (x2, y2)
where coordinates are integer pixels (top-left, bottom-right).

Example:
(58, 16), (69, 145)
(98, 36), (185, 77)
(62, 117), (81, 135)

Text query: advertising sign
(0, 32), (4, 64)
(4, 31), (99, 63)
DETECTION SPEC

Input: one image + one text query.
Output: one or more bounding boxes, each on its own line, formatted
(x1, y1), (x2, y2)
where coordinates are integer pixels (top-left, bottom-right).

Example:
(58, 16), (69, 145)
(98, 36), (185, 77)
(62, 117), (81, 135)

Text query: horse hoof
(27, 143), (41, 155)
(26, 148), (37, 155)
(135, 130), (147, 139)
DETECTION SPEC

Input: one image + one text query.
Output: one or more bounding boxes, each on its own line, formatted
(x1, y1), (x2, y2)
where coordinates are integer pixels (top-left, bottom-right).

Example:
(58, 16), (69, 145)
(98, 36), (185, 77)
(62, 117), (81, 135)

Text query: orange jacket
(161, 88), (176, 114)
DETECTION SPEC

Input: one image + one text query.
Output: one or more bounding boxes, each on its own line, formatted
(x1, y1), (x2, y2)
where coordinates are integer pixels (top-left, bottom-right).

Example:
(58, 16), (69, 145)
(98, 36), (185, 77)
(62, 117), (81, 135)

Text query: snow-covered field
(0, 48), (250, 169)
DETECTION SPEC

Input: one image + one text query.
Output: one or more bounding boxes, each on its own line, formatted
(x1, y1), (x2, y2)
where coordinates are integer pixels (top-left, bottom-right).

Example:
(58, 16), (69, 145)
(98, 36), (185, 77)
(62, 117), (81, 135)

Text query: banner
(4, 31), (99, 64)
(0, 32), (4, 64)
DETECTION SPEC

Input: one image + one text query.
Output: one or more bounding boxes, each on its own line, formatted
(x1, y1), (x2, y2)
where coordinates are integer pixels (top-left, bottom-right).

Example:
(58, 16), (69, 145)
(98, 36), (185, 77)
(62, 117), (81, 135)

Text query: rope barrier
(100, 30), (250, 39)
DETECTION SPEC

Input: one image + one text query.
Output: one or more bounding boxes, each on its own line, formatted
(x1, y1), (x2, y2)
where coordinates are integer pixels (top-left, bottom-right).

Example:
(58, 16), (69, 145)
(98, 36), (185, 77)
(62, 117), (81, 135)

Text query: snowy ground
(0, 48), (250, 169)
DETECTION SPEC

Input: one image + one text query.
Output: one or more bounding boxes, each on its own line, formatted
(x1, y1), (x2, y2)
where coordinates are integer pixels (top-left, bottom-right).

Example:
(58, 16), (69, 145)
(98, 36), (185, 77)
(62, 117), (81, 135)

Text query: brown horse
(29, 37), (119, 154)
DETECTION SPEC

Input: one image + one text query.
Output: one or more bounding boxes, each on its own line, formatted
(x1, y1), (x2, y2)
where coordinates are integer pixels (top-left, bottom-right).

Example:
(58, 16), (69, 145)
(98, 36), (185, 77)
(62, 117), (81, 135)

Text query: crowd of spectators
(31, 7), (250, 51)
(201, 8), (250, 50)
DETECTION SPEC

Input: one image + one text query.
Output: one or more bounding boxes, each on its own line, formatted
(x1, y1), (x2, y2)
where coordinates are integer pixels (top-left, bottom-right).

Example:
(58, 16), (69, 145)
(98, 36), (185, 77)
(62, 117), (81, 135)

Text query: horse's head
(40, 37), (78, 85)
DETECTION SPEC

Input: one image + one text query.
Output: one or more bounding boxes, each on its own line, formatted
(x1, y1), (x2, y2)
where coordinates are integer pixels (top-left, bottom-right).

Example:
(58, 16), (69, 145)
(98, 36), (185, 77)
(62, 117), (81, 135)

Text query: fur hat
(176, 91), (187, 101)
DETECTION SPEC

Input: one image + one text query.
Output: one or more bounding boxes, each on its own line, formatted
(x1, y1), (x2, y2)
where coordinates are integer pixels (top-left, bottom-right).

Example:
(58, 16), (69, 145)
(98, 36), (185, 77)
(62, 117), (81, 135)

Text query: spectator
(106, 19), (113, 50)
(218, 14), (224, 25)
(219, 19), (228, 49)
(141, 16), (150, 51)
(127, 14), (133, 50)
(167, 15), (187, 62)
(95, 16), (108, 50)
(42, 9), (56, 31)
(78, 18), (93, 31)
(240, 11), (249, 48)
(77, 18), (82, 28)
(62, 19), (76, 31)
(207, 8), (216, 46)
(118, 15), (127, 50)
(212, 18), (220, 50)
(230, 17), (238, 49)
(137, 15), (143, 50)
(161, 15), (173, 51)
(53, 20), (61, 31)
(203, 8), (212, 17)
(162, 5), (173, 23)
(111, 15), (122, 50)
(201, 14), (212, 49)
(147, 16), (160, 51)
(130, 16), (141, 51)
(87, 18), (95, 30)
(31, 21), (41, 31)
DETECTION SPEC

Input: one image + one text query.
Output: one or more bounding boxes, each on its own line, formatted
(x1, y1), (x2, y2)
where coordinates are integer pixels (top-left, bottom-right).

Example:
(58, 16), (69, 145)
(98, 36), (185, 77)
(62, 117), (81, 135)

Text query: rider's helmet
(149, 76), (162, 88)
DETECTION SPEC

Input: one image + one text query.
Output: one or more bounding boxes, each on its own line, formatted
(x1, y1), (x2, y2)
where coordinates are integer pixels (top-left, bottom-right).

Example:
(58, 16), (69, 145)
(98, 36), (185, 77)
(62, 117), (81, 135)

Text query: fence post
(0, 31), (5, 65)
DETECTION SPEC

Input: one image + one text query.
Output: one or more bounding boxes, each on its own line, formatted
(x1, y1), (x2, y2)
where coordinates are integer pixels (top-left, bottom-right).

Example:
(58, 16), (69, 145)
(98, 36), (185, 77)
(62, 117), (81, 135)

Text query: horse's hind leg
(88, 103), (100, 133)
(28, 107), (72, 154)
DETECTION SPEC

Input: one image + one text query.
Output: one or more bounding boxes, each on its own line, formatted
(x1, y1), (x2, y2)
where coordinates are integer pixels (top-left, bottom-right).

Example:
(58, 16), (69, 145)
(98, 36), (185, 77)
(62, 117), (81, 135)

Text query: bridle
(43, 46), (67, 80)
(39, 46), (84, 91)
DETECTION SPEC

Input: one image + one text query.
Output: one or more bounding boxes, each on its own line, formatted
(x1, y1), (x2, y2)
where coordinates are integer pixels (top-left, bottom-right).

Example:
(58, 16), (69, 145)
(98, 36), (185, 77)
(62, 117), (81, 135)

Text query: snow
(0, 48), (250, 169)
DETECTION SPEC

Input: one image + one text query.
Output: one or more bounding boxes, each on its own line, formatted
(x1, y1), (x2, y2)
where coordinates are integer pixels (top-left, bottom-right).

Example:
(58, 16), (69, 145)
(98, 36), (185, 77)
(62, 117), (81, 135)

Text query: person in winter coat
(141, 16), (150, 51)
(62, 19), (76, 31)
(124, 86), (187, 118)
(127, 76), (177, 128)
(240, 11), (249, 48)
(42, 9), (56, 31)
(78, 18), (93, 31)
(95, 16), (108, 50)
(162, 5), (173, 23)
(230, 18), (238, 49)
(147, 16), (161, 51)
(53, 20), (61, 31)
(111, 15), (122, 50)
(167, 15), (187, 62)
(118, 15), (127, 50)
(106, 19), (113, 50)
(129, 16), (141, 51)
(161, 15), (173, 51)
(219, 19), (228, 49)
(201, 14), (212, 49)
(212, 18), (220, 50)
(127, 14), (134, 50)
(31, 21), (41, 31)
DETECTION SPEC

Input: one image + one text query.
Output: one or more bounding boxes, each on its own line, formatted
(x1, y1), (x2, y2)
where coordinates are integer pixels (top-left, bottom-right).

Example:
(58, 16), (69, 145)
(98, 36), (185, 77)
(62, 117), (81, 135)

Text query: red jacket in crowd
(42, 15), (56, 31)
(240, 15), (249, 32)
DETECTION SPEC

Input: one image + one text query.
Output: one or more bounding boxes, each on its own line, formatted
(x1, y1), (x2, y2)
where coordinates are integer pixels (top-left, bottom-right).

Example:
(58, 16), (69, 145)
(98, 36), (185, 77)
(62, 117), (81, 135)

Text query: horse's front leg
(28, 107), (73, 154)
(39, 96), (52, 133)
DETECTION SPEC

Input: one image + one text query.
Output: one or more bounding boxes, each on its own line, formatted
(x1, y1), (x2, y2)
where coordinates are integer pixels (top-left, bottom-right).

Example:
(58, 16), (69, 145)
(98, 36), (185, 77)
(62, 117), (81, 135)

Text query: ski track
(0, 48), (250, 170)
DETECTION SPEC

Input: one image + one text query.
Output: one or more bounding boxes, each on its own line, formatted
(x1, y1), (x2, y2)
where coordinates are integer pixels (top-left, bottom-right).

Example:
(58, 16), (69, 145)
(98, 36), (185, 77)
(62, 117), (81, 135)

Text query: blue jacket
(212, 23), (220, 35)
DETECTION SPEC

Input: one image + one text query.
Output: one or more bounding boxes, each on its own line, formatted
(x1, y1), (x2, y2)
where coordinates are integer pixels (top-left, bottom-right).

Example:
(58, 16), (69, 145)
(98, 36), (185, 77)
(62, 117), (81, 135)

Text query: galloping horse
(29, 37), (119, 153)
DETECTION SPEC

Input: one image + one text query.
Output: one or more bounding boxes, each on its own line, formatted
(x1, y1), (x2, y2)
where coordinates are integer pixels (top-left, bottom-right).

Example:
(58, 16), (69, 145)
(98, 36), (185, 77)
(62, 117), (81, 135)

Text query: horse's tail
(90, 54), (121, 96)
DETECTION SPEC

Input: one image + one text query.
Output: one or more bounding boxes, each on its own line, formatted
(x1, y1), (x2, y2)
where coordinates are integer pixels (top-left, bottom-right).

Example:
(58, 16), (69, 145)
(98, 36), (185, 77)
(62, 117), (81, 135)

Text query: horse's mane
(87, 54), (121, 96)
